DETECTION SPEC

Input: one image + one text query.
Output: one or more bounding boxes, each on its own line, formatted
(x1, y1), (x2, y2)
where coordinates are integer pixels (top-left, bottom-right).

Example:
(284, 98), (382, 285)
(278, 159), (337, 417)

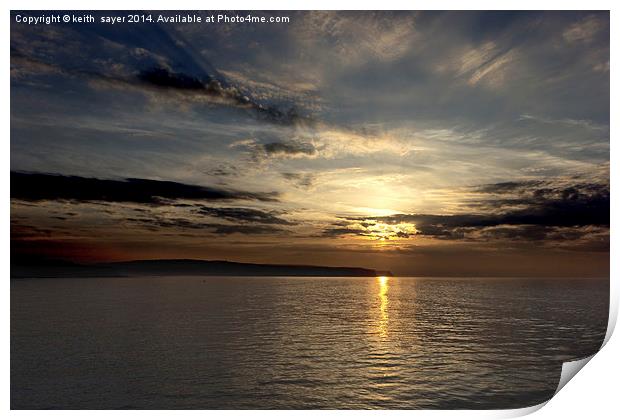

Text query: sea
(11, 276), (609, 409)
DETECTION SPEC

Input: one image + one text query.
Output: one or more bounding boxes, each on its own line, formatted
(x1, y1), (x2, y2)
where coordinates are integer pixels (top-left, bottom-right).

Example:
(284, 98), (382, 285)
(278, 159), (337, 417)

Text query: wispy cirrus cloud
(563, 15), (604, 43)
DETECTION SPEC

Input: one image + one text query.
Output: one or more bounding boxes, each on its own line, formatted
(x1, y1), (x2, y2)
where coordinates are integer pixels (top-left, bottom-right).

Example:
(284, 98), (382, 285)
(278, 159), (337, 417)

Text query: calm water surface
(11, 276), (608, 409)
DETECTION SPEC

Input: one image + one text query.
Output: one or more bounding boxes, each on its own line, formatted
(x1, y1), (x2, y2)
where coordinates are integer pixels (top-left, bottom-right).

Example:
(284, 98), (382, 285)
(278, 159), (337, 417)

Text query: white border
(3, 1), (617, 419)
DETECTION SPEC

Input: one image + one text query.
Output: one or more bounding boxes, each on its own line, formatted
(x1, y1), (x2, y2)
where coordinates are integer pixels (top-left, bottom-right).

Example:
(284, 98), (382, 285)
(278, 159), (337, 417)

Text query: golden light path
(378, 276), (389, 338)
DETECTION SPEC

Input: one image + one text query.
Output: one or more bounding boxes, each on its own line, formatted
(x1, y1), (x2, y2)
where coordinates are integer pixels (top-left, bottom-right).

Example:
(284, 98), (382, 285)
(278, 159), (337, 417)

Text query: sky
(10, 11), (610, 276)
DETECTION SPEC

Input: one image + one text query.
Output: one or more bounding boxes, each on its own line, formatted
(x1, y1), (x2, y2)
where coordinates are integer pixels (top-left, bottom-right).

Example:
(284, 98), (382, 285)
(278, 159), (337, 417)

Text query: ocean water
(11, 276), (608, 409)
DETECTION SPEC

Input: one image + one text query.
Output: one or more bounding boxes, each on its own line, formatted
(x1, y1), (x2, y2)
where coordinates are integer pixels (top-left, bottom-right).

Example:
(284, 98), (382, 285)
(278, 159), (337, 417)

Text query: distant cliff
(12, 258), (393, 278)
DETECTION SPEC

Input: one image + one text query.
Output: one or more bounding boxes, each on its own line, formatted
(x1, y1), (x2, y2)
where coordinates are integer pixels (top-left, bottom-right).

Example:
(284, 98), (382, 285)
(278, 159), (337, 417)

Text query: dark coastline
(11, 258), (393, 278)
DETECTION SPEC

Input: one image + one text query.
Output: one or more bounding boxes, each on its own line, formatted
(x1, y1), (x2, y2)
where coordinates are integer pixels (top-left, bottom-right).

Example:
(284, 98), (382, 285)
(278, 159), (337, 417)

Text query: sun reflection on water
(378, 276), (389, 338)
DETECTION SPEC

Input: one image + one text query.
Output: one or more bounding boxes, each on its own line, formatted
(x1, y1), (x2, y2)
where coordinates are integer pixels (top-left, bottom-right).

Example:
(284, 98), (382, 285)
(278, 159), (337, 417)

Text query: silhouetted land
(11, 258), (392, 278)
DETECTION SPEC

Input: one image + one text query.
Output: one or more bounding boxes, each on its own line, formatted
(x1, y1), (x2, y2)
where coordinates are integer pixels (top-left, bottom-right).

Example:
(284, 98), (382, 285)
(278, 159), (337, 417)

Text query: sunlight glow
(378, 276), (389, 338)
(350, 221), (418, 242)
(355, 207), (400, 217)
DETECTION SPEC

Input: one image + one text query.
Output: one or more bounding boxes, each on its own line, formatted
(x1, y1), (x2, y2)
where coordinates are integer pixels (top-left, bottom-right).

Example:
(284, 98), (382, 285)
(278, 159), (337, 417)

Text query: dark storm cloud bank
(11, 172), (278, 204)
(327, 180), (609, 246)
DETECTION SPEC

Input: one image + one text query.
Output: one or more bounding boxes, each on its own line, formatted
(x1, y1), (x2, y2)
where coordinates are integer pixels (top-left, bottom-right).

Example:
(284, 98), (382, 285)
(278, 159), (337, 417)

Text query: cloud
(218, 69), (323, 112)
(11, 222), (55, 240)
(11, 24), (312, 126)
(137, 67), (206, 90)
(593, 61), (610, 73)
(231, 138), (317, 161)
(472, 180), (610, 221)
(473, 180), (542, 194)
(126, 215), (288, 235)
(281, 172), (315, 188)
(518, 113), (608, 132)
(296, 11), (420, 65)
(9, 12), (610, 270)
(321, 227), (369, 237)
(194, 206), (293, 225)
(328, 178), (609, 246)
(11, 172), (278, 204)
(134, 67), (310, 125)
(563, 15), (603, 44)
(210, 224), (287, 235)
(374, 182), (609, 229)
(437, 41), (517, 88)
(467, 49), (516, 88)
(469, 224), (607, 243)
(10, 52), (65, 79)
(263, 141), (316, 156)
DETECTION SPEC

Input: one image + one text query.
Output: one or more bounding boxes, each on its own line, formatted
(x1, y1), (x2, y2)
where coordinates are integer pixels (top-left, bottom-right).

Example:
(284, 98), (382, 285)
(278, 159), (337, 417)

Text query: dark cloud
(10, 11), (316, 126)
(469, 225), (588, 242)
(136, 67), (256, 109)
(11, 222), (55, 240)
(137, 67), (206, 90)
(206, 163), (241, 178)
(475, 180), (608, 202)
(469, 181), (610, 226)
(282, 172), (315, 188)
(112, 66), (310, 125)
(474, 180), (543, 194)
(263, 142), (316, 156)
(233, 139), (317, 162)
(11, 172), (278, 204)
(11, 48), (309, 126)
(126, 216), (288, 236)
(195, 206), (293, 225)
(370, 181), (609, 230)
